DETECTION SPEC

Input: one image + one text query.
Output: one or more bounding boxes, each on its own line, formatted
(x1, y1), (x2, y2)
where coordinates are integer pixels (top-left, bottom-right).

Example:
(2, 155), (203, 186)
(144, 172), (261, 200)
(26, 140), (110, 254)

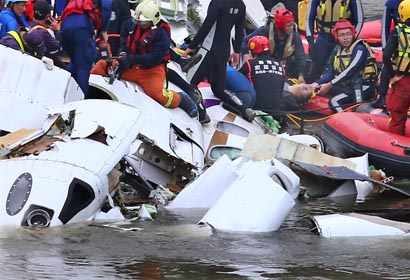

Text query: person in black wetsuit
(182, 0), (253, 121)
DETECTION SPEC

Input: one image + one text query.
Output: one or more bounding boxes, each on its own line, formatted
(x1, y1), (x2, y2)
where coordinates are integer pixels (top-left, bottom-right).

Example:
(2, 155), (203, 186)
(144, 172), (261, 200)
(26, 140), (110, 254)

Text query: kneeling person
(312, 19), (378, 113)
(91, 0), (197, 117)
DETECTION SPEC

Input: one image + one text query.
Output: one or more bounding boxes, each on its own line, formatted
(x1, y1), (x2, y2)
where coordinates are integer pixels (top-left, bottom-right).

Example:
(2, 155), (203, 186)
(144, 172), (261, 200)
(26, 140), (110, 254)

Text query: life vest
(61, 0), (102, 30)
(392, 23), (410, 73)
(333, 39), (378, 83)
(265, 22), (296, 65)
(29, 24), (47, 32)
(316, 0), (351, 33)
(7, 30), (25, 52)
(125, 20), (171, 63)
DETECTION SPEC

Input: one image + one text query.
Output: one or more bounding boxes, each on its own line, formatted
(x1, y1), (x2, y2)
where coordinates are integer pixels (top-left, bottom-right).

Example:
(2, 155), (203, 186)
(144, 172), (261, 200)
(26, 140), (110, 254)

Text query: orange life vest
(125, 20), (171, 63)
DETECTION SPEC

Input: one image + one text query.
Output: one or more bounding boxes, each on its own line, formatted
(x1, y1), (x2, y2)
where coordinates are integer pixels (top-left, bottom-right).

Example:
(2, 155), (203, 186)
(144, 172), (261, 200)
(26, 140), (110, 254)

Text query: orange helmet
(274, 8), (294, 32)
(332, 19), (356, 41)
(248, 36), (270, 56)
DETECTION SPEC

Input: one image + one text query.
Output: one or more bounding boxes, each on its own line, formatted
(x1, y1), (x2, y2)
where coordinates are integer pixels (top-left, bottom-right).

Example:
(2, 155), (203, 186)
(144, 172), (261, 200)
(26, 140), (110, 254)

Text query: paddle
(290, 161), (410, 198)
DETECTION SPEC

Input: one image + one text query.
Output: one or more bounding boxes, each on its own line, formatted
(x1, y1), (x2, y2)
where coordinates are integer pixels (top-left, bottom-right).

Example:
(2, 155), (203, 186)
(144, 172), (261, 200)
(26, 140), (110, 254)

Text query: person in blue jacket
(372, 0), (402, 108)
(306, 0), (364, 83)
(60, 0), (111, 97)
(0, 0), (29, 37)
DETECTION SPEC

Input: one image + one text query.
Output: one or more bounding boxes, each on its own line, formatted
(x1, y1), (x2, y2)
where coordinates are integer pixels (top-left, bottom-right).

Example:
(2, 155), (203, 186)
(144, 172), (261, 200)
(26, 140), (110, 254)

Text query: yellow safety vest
(7, 30), (25, 52)
(393, 23), (410, 73)
(316, 0), (351, 33)
(333, 39), (378, 82)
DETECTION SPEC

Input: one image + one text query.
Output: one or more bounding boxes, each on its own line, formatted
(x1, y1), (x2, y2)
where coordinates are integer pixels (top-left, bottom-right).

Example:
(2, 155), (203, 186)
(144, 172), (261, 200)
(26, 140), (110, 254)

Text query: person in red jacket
(383, 0), (410, 135)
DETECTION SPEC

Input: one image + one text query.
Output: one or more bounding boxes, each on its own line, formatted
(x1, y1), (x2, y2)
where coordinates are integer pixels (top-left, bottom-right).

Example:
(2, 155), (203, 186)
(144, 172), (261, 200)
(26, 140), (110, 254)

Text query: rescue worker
(182, 0), (247, 122)
(91, 0), (198, 117)
(60, 0), (111, 97)
(371, 0), (402, 109)
(306, 0), (364, 82)
(0, 0), (30, 37)
(239, 35), (313, 122)
(239, 35), (286, 120)
(383, 0), (410, 135)
(30, 1), (65, 68)
(312, 19), (378, 113)
(240, 8), (306, 83)
(0, 26), (54, 69)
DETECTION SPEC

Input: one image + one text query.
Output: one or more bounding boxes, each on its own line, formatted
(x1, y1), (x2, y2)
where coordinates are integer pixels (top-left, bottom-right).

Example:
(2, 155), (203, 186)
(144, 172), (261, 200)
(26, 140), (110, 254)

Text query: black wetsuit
(187, 0), (246, 103)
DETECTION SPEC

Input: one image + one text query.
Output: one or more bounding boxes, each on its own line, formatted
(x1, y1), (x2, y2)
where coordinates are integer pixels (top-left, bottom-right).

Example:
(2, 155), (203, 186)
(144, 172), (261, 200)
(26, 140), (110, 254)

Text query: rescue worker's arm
(382, 28), (398, 76)
(305, 0), (318, 39)
(382, 2), (394, 48)
(349, 0), (364, 36)
(316, 50), (337, 85)
(330, 44), (367, 86)
(118, 18), (133, 54)
(232, 7), (245, 55)
(238, 61), (252, 86)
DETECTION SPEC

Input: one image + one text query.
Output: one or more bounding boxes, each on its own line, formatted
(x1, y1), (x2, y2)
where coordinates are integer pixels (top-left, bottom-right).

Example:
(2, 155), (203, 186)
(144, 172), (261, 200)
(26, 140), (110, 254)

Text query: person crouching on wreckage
(238, 35), (314, 124)
(91, 0), (198, 118)
(311, 19), (378, 113)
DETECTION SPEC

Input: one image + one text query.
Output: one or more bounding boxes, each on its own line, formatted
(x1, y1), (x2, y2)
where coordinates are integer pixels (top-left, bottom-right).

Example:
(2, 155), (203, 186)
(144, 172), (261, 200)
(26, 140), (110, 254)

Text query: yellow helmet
(399, 0), (410, 23)
(134, 0), (161, 25)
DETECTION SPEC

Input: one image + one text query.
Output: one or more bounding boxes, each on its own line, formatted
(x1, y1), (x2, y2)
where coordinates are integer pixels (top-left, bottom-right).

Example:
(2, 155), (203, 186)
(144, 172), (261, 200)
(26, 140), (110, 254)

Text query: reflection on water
(0, 1), (404, 279)
(2, 195), (410, 279)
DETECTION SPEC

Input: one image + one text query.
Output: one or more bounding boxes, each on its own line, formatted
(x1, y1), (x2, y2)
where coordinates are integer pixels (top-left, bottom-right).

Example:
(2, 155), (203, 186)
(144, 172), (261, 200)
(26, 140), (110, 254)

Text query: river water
(3, 1), (406, 280)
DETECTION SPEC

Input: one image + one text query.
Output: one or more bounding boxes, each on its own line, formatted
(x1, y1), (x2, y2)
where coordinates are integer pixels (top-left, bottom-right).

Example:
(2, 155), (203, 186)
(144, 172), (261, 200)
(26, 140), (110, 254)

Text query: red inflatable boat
(322, 112), (410, 178)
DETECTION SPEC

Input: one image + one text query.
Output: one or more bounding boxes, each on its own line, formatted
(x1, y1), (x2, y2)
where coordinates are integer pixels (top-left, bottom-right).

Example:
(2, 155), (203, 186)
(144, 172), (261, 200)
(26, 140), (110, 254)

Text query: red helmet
(332, 19), (356, 41)
(274, 8), (294, 32)
(248, 36), (270, 56)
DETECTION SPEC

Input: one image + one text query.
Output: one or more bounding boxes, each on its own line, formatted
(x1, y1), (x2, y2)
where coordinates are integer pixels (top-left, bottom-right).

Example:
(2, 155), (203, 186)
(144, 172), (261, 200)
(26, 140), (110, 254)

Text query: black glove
(117, 55), (132, 76)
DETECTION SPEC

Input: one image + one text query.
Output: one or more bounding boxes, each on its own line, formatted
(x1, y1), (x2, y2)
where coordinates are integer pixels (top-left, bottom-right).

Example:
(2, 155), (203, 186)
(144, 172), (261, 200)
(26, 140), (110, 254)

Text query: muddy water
(1, 1), (404, 280)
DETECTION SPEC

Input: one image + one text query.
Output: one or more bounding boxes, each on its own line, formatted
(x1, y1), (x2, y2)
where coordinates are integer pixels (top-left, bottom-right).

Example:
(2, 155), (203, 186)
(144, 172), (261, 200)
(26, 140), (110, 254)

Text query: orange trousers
(91, 60), (180, 108)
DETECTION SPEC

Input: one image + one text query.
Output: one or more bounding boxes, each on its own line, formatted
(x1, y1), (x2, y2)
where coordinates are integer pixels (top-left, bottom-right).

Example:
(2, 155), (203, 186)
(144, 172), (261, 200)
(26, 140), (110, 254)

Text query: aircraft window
(6, 173), (32, 215)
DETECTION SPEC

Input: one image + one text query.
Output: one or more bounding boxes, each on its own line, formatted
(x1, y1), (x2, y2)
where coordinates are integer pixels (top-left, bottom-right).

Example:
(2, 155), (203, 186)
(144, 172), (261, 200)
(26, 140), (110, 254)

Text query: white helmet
(133, 0), (161, 25)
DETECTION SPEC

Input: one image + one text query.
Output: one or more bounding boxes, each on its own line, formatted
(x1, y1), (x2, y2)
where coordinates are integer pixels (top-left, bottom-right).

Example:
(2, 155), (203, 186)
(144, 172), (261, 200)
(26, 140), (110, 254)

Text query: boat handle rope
(391, 140), (410, 155)
(391, 139), (410, 148)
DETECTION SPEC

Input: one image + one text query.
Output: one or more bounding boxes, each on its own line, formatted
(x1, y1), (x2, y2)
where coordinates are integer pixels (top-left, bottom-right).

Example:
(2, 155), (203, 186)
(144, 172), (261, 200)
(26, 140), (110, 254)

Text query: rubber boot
(221, 102), (256, 122)
(198, 102), (210, 124)
(187, 87), (202, 105)
(170, 48), (202, 73)
(178, 92), (198, 117)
